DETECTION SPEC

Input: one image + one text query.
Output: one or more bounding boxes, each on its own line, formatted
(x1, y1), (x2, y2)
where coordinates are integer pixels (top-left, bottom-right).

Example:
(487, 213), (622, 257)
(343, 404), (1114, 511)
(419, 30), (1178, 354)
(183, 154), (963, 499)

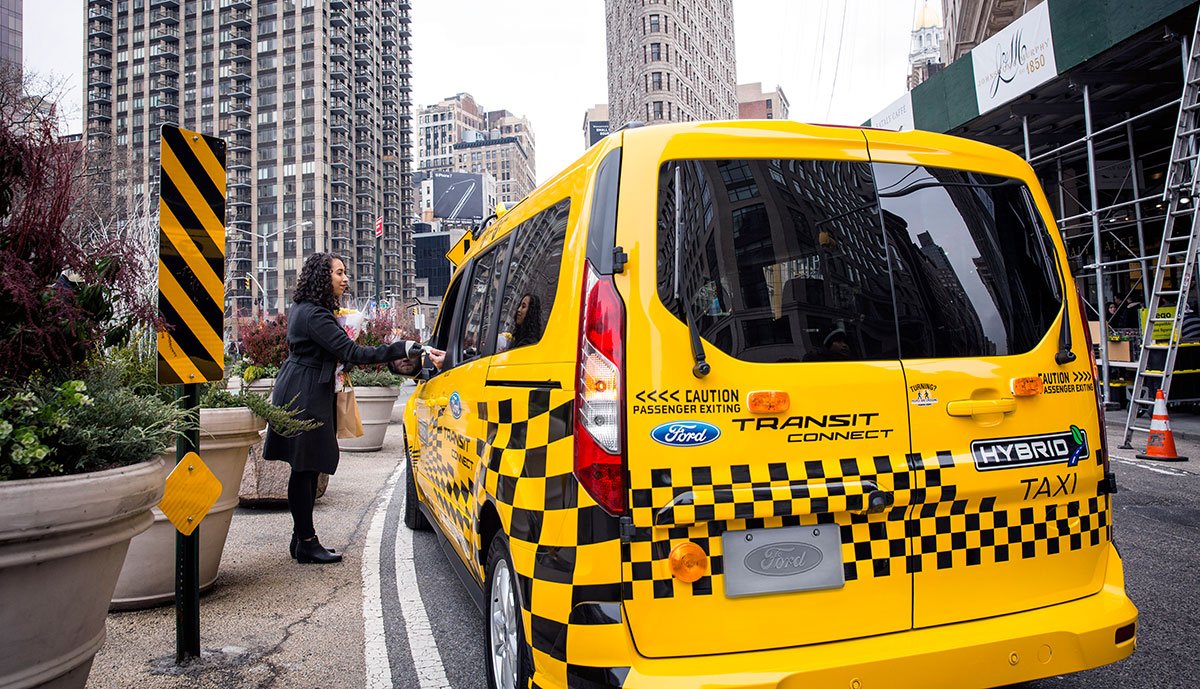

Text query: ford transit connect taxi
(401, 120), (1137, 689)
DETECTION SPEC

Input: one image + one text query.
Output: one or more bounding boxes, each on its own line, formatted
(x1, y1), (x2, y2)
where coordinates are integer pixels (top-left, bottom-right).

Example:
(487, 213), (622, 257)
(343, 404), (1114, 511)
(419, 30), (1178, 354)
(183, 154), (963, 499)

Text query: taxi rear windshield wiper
(674, 163), (710, 378)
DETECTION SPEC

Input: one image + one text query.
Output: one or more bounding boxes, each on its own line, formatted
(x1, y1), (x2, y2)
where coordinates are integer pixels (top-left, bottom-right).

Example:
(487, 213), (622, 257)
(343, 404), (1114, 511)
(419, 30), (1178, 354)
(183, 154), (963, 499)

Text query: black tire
(403, 436), (430, 531)
(484, 532), (534, 689)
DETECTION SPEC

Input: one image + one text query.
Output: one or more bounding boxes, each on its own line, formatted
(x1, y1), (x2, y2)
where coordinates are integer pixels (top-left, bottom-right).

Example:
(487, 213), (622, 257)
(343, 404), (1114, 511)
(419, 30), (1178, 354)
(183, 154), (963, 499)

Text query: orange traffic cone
(1137, 390), (1188, 462)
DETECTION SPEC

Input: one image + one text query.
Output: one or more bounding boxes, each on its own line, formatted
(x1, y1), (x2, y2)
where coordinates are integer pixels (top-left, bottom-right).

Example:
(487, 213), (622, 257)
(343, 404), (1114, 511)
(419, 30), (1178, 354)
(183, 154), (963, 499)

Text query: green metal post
(175, 383), (201, 664)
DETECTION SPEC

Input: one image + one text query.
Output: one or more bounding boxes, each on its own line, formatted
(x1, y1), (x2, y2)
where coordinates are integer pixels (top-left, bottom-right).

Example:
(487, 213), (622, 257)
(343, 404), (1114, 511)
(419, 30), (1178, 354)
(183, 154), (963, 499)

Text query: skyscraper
(604, 0), (737, 130)
(0, 0), (19, 77)
(83, 0), (415, 315)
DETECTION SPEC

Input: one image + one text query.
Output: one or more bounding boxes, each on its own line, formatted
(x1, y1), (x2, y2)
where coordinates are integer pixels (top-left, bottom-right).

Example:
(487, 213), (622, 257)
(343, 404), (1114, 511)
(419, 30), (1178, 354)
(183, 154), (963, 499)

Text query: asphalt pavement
(85, 406), (1200, 689)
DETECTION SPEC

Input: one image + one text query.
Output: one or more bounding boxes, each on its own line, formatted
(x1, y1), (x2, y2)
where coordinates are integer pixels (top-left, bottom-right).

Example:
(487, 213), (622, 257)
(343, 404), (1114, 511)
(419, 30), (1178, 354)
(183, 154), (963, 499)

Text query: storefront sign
(972, 2), (1058, 114)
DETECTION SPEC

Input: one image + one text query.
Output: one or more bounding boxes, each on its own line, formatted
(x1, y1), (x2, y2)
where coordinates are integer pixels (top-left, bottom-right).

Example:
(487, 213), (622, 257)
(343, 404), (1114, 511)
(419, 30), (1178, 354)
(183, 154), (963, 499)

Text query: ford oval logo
(744, 543), (823, 577)
(650, 421), (721, 447)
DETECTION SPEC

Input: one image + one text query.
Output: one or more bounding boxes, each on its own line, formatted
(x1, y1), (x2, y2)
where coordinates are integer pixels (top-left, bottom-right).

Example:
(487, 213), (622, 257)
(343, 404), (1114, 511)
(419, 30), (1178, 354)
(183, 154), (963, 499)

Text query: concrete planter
(110, 408), (265, 610)
(238, 436), (329, 507)
(338, 386), (402, 453)
(243, 377), (275, 398)
(0, 456), (166, 689)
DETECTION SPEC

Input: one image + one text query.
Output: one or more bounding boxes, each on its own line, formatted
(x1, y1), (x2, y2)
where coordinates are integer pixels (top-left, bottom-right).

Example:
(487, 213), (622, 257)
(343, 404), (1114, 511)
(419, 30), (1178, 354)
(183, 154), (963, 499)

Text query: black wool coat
(262, 301), (409, 474)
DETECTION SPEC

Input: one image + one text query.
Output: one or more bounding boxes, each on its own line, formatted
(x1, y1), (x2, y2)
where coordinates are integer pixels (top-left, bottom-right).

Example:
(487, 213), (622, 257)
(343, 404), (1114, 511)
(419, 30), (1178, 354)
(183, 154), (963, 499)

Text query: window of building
(652, 72), (663, 90)
(653, 101), (664, 119)
(650, 42), (661, 60)
(649, 14), (660, 32)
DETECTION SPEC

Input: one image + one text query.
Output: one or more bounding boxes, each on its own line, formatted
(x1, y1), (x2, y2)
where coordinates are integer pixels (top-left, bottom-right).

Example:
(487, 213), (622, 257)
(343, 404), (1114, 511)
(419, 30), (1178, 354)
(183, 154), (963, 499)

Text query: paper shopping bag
(336, 387), (364, 439)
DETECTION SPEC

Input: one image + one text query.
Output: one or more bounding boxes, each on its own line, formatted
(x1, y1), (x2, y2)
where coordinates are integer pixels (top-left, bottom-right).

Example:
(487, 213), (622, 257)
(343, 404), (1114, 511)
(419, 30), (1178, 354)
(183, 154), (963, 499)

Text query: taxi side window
(458, 237), (511, 364)
(430, 272), (464, 359)
(496, 198), (571, 354)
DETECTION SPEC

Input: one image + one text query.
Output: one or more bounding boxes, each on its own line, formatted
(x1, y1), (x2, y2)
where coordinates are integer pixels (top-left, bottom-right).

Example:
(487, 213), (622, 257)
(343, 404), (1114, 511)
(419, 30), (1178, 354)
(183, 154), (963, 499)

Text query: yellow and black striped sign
(157, 125), (227, 385)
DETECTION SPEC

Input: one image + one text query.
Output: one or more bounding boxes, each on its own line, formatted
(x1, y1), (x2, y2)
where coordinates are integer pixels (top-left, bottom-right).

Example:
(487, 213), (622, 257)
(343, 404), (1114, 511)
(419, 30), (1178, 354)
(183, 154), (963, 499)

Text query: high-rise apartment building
(0, 0), (20, 76)
(736, 83), (788, 120)
(83, 0), (415, 315)
(604, 0), (737, 130)
(417, 93), (536, 207)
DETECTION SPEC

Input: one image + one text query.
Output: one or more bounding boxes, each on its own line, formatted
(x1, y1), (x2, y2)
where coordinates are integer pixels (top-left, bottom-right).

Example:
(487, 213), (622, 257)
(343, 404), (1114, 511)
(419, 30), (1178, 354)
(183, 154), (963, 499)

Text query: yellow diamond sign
(159, 452), (222, 536)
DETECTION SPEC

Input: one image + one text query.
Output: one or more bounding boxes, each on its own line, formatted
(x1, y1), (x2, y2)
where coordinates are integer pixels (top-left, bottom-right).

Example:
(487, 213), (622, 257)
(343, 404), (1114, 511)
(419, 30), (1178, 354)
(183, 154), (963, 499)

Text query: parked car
(401, 120), (1137, 689)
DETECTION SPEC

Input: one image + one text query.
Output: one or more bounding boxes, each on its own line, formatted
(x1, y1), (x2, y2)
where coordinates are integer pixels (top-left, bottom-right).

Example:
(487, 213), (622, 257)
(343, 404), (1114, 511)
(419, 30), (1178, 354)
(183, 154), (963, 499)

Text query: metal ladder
(1120, 9), (1200, 448)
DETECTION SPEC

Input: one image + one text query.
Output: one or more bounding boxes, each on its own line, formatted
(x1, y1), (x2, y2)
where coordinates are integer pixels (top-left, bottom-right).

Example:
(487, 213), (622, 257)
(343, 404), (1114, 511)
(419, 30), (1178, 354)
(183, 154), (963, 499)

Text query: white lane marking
(362, 462), (402, 689)
(1111, 455), (1195, 477)
(396, 464), (452, 689)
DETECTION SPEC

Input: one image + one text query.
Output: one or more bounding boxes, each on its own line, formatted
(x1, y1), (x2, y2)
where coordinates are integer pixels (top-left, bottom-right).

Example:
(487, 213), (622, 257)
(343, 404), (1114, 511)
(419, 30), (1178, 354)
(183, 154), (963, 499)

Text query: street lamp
(229, 219), (313, 316)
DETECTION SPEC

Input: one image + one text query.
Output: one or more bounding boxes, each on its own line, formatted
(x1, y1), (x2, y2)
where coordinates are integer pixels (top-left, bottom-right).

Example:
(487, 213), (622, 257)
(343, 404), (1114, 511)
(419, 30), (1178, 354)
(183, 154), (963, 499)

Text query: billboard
(432, 171), (485, 221)
(587, 120), (610, 147)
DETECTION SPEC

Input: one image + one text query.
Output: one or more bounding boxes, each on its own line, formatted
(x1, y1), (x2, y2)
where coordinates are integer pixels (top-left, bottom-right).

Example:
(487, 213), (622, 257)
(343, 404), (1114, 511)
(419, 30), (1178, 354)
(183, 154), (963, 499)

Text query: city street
(86, 412), (1200, 689)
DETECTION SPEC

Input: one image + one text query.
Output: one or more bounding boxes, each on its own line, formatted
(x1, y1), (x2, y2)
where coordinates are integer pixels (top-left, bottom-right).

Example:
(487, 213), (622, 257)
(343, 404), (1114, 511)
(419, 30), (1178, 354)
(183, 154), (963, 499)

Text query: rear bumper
(552, 545), (1136, 689)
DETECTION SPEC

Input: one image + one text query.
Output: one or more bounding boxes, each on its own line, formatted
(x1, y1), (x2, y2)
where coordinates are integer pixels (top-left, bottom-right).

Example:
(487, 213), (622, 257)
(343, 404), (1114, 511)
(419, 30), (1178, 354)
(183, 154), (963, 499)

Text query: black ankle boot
(295, 537), (342, 564)
(289, 533), (299, 560)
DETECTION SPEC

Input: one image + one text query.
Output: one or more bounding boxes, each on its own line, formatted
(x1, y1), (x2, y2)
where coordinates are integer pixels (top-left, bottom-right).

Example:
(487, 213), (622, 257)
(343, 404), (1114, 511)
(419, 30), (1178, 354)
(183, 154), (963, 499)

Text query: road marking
(362, 462), (401, 689)
(395, 464), (452, 689)
(1111, 455), (1195, 477)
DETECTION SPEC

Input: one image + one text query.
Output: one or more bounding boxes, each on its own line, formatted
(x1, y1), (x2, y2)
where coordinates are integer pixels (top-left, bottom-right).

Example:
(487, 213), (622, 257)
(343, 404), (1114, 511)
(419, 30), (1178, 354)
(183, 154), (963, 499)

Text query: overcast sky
(26, 0), (921, 183)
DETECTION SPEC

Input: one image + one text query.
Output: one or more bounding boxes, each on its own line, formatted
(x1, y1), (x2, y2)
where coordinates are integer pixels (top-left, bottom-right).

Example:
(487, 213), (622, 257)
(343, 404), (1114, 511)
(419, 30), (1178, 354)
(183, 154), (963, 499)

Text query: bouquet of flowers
(333, 308), (365, 392)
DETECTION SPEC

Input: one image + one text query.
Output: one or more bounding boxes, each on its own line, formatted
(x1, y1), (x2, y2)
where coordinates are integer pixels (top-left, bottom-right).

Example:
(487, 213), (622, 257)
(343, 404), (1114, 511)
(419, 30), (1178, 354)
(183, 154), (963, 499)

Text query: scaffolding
(942, 4), (1200, 420)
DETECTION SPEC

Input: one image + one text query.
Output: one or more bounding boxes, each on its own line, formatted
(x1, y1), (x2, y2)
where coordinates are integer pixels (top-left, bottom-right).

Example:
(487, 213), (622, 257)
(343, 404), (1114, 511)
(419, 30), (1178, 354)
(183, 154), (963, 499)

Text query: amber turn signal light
(668, 542), (709, 584)
(748, 390), (790, 413)
(1011, 376), (1044, 397)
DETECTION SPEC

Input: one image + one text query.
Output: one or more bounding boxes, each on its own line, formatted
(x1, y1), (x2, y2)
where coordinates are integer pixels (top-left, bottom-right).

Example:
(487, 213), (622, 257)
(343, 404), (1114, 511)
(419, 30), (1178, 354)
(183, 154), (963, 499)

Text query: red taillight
(575, 261), (626, 515)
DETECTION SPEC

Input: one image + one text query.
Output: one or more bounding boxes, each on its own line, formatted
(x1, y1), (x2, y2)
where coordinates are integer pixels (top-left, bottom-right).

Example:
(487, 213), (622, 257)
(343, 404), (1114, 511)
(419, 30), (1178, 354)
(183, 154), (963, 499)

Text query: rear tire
(402, 436), (430, 531)
(484, 532), (533, 689)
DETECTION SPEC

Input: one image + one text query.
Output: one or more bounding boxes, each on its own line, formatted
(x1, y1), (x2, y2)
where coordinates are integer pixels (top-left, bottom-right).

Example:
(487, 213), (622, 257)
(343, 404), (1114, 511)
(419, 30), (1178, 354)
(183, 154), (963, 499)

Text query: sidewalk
(1105, 405), (1200, 443)
(85, 425), (406, 689)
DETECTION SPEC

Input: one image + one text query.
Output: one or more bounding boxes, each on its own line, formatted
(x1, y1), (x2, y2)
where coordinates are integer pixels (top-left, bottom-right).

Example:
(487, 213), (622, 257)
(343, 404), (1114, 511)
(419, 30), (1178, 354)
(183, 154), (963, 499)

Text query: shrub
(241, 314), (289, 368)
(0, 69), (167, 480)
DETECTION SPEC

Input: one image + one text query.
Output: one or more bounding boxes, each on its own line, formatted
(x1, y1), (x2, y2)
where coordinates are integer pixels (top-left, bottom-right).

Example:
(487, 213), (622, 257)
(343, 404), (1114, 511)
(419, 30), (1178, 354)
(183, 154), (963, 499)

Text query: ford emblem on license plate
(721, 524), (845, 597)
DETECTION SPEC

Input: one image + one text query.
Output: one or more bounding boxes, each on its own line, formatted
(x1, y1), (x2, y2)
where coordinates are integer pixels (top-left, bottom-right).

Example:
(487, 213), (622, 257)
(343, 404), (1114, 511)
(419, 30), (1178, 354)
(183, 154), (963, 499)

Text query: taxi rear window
(656, 159), (1062, 363)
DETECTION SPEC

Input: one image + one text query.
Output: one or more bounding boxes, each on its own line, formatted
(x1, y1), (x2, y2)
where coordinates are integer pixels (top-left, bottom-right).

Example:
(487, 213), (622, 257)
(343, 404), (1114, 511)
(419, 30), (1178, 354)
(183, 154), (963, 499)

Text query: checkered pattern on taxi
(416, 387), (629, 688)
(623, 451), (1111, 599)
(906, 494), (1111, 571)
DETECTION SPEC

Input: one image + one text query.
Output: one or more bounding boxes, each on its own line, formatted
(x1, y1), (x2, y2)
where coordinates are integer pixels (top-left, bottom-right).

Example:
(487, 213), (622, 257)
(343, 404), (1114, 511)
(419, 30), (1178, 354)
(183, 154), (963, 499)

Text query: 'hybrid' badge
(971, 425), (1088, 471)
(651, 421), (721, 447)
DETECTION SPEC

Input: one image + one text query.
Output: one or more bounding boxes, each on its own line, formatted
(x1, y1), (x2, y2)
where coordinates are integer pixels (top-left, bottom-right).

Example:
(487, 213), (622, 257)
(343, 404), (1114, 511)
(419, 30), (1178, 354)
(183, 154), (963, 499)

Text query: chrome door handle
(946, 398), (1016, 417)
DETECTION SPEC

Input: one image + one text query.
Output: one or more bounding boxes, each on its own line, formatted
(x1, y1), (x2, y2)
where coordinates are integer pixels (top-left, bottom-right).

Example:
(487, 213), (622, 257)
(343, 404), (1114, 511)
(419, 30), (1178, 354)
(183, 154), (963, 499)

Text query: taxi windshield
(656, 159), (1063, 363)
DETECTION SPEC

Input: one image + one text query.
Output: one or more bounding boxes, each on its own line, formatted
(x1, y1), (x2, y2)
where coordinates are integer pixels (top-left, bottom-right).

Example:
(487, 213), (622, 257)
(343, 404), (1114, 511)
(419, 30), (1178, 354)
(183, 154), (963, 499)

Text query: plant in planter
(112, 361), (319, 609)
(337, 310), (414, 453)
(235, 314), (289, 394)
(0, 68), (181, 689)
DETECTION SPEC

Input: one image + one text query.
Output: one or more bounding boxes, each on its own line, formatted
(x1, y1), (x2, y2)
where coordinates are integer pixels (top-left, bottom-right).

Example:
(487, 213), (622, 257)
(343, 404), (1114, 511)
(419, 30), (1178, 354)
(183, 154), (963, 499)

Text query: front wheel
(484, 532), (533, 689)
(402, 435), (430, 531)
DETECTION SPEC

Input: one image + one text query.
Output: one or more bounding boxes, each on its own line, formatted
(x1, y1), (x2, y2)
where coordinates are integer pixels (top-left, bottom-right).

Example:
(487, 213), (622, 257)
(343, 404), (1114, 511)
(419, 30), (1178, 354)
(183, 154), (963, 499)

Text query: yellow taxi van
(401, 120), (1138, 689)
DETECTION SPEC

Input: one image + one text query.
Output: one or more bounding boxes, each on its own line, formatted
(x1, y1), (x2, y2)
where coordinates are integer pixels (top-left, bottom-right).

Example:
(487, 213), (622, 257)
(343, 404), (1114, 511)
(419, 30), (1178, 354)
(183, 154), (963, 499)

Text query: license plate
(721, 524), (845, 598)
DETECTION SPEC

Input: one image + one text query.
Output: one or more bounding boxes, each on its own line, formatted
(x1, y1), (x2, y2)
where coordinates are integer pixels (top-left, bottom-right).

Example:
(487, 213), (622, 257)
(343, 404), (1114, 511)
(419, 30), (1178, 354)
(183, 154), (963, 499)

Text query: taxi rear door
(865, 133), (1112, 629)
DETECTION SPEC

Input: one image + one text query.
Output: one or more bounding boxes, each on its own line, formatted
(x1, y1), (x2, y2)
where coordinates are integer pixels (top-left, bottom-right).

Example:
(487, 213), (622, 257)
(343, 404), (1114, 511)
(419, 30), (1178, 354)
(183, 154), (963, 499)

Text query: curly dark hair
(293, 252), (344, 312)
(512, 292), (544, 348)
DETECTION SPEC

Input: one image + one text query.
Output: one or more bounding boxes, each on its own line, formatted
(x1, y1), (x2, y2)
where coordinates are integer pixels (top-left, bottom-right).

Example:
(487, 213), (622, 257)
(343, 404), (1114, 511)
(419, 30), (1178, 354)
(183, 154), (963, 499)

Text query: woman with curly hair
(263, 252), (425, 564)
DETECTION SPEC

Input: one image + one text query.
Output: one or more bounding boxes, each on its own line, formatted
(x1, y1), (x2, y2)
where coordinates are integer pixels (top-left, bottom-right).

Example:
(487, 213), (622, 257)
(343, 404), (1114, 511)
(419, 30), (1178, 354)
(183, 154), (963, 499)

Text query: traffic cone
(1137, 390), (1188, 462)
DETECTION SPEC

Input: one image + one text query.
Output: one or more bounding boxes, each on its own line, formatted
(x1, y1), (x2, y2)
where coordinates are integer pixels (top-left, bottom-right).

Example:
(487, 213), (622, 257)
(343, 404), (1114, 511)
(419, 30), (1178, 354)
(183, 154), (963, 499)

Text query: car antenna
(674, 162), (710, 378)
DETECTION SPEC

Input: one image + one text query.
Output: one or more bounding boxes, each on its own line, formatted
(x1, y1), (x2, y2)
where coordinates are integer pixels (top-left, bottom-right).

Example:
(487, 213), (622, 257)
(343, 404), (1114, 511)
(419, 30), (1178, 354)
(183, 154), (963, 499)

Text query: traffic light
(244, 274), (251, 291)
